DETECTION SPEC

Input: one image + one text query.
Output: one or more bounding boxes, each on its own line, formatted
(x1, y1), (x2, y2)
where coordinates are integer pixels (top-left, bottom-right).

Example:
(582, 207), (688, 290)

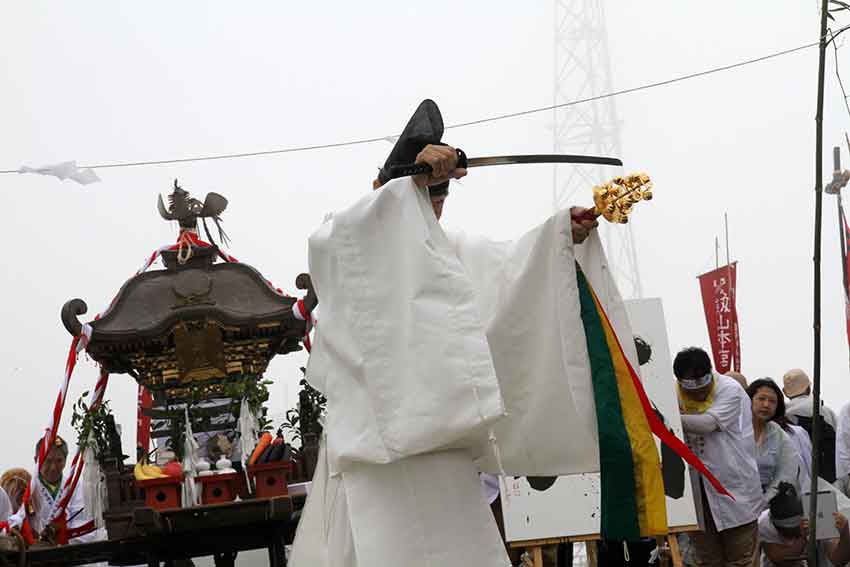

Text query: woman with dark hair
(747, 379), (804, 507)
(746, 379), (813, 489)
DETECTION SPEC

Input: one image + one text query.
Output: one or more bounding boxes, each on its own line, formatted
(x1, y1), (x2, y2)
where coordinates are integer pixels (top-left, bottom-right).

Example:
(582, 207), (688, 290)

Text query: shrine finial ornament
(158, 179), (230, 244)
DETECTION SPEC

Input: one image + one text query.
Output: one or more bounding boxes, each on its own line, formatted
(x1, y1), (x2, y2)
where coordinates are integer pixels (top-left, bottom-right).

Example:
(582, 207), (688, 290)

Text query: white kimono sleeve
(306, 178), (505, 473)
(450, 211), (633, 475)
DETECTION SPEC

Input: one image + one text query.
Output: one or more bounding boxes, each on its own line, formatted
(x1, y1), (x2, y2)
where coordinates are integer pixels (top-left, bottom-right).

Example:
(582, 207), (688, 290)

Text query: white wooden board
(502, 298), (697, 541)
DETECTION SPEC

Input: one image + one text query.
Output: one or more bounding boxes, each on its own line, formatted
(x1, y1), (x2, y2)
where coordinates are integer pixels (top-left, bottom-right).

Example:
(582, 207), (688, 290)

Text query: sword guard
(571, 208), (601, 223)
(385, 148), (467, 180)
(456, 148), (468, 168)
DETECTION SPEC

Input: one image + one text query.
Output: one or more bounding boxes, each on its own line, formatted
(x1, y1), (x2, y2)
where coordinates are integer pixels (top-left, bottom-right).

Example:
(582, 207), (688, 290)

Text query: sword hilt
(385, 148), (468, 180)
(571, 207), (602, 223)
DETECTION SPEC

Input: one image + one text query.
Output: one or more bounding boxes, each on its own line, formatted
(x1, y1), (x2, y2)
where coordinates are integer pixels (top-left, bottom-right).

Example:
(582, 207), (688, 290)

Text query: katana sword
(385, 146), (651, 225)
(384, 151), (622, 180)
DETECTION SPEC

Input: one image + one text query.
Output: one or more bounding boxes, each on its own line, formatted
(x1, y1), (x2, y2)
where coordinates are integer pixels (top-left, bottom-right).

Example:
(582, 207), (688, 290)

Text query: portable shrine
(50, 182), (318, 566)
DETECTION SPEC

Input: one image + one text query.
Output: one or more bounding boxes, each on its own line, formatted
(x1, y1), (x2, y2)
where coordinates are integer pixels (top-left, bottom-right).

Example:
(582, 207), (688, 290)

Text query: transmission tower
(553, 0), (643, 298)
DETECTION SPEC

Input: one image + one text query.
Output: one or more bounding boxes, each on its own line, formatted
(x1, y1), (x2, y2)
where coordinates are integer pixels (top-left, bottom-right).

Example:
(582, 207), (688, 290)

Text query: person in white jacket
(835, 401), (850, 484)
(784, 368), (838, 483)
(676, 347), (762, 567)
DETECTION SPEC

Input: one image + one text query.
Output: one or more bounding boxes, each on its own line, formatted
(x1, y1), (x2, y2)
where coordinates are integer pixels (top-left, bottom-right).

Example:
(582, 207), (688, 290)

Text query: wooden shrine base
(0, 494), (307, 567)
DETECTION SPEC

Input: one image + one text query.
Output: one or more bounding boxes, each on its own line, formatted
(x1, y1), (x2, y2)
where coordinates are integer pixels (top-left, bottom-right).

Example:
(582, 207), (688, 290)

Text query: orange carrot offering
(248, 432), (273, 465)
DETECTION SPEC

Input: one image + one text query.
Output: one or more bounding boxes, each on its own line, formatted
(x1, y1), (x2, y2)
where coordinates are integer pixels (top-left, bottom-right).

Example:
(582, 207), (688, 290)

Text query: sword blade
(467, 154), (623, 168)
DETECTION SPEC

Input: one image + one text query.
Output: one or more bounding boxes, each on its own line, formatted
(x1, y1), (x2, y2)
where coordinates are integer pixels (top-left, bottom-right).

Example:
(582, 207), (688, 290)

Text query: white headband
(679, 372), (713, 391)
(772, 514), (803, 530)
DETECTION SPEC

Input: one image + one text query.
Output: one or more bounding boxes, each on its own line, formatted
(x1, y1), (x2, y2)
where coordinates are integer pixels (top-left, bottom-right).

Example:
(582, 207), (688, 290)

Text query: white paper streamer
(238, 398), (259, 494)
(181, 408), (201, 507)
(18, 161), (100, 185)
(82, 437), (105, 529)
(238, 398), (259, 465)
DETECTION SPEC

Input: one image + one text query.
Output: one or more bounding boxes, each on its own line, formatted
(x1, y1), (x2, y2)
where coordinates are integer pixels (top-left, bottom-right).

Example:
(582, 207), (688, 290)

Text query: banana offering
(133, 461), (167, 481)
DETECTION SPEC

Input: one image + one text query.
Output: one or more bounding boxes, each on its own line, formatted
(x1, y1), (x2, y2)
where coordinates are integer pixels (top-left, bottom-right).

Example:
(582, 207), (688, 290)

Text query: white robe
(291, 178), (634, 567)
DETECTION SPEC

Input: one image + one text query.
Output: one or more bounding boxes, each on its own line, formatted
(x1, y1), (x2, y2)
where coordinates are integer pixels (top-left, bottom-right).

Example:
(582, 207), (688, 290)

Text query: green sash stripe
(576, 267), (640, 540)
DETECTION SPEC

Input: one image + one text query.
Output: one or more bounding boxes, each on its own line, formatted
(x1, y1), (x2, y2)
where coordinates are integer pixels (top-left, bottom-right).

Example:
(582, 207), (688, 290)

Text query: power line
(0, 39), (822, 175)
(447, 41), (818, 129)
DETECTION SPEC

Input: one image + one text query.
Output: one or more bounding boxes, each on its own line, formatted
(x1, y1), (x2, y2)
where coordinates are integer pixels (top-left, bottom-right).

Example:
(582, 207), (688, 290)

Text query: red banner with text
(842, 211), (850, 352)
(698, 263), (741, 374)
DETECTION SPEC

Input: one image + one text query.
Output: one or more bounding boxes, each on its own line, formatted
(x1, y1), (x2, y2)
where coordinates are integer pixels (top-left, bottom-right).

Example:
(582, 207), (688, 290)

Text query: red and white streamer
(292, 299), (313, 352)
(48, 368), (110, 525)
(37, 325), (92, 468)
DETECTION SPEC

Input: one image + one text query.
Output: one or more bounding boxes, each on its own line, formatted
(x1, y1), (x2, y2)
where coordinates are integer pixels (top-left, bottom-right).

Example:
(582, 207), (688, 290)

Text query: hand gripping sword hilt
(385, 148), (467, 180)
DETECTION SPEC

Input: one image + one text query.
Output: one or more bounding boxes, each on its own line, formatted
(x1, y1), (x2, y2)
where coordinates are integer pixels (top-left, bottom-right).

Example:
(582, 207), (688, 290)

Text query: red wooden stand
(137, 476), (182, 511)
(247, 462), (291, 499)
(197, 472), (241, 505)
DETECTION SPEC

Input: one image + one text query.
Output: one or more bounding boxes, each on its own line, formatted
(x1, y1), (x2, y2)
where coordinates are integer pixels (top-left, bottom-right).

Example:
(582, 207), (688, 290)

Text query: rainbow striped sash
(577, 265), (730, 540)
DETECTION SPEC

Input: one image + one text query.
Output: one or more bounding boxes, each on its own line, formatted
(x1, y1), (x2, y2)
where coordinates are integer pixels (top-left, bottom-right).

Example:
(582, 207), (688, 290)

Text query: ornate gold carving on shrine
(174, 320), (227, 382)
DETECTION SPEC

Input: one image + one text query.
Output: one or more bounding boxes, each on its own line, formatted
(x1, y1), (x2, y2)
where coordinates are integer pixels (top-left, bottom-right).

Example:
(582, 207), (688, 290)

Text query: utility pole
(809, 2), (830, 563)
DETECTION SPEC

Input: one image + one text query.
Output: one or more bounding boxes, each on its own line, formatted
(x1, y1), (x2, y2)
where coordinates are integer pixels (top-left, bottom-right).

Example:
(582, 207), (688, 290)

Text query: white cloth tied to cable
(17, 161), (100, 185)
(291, 177), (632, 567)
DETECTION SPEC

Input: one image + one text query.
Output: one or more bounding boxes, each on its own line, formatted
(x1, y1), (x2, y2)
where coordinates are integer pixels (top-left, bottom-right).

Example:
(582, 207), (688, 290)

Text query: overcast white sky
(0, 1), (845, 488)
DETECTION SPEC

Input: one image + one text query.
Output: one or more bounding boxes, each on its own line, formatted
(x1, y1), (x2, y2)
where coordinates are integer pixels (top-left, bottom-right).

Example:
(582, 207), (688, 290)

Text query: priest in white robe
(290, 142), (637, 567)
(8, 437), (106, 550)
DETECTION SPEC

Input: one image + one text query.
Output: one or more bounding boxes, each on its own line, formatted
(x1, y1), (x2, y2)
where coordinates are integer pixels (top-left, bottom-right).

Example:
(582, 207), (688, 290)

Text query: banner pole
(842, 136), (850, 371)
(839, 195), (849, 371)
(724, 214), (740, 372)
(715, 237), (719, 270)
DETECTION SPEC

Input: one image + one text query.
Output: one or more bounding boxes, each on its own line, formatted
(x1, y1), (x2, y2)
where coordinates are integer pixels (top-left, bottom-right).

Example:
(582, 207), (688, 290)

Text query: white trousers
(290, 446), (510, 567)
